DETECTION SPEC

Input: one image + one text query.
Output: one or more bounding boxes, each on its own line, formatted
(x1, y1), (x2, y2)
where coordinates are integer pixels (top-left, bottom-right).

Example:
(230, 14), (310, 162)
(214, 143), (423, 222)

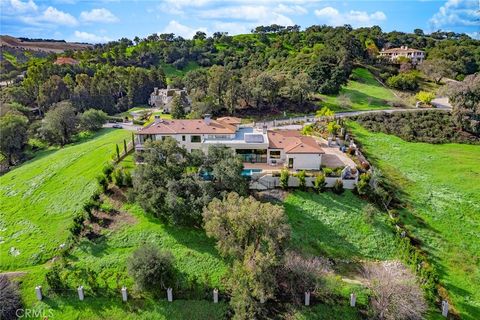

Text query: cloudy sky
(1, 0), (479, 43)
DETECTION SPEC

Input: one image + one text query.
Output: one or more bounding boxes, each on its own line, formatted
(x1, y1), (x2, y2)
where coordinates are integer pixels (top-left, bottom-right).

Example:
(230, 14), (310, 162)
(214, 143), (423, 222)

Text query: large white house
(135, 115), (324, 171)
(379, 46), (425, 64)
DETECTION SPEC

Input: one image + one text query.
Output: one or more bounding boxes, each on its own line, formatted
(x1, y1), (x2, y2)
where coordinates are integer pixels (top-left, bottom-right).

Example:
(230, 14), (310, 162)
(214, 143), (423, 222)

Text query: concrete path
(431, 97), (452, 109)
(103, 121), (141, 131)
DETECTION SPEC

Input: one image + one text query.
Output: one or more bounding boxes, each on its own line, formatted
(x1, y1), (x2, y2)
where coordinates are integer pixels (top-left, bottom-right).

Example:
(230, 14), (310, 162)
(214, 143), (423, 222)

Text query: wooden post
(350, 293), (356, 307)
(116, 144), (120, 161)
(304, 291), (310, 306)
(35, 286), (42, 301)
(167, 288), (173, 302)
(442, 300), (449, 317)
(123, 139), (127, 154)
(121, 286), (128, 302)
(78, 286), (84, 301)
(213, 289), (218, 303)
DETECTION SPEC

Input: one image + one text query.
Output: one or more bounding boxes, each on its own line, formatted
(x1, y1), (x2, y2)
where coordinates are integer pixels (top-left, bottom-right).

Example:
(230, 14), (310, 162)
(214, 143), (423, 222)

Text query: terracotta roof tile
(137, 119), (237, 135)
(268, 130), (323, 154)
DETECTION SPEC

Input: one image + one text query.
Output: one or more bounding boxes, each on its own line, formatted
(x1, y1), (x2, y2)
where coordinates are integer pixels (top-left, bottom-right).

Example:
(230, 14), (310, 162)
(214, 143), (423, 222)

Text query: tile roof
(54, 57), (79, 65)
(267, 130), (324, 154)
(217, 116), (242, 125)
(380, 47), (424, 54)
(137, 119), (237, 135)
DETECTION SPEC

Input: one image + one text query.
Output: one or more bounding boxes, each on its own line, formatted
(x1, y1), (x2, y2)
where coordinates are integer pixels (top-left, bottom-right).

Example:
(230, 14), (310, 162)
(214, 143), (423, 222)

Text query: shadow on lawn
(284, 194), (366, 260)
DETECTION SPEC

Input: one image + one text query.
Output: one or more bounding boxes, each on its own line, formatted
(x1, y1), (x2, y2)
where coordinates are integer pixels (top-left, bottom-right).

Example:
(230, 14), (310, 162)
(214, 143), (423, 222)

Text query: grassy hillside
(320, 68), (400, 112)
(349, 122), (480, 320)
(0, 129), (129, 270)
(284, 191), (398, 261)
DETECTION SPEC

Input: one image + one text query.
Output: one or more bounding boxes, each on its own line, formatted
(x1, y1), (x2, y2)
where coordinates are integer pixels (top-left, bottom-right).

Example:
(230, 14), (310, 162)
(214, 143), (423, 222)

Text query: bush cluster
(354, 111), (480, 144)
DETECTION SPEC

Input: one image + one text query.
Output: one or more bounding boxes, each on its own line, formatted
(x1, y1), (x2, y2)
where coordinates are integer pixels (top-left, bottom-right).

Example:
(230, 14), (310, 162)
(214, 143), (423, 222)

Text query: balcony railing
(238, 154), (267, 163)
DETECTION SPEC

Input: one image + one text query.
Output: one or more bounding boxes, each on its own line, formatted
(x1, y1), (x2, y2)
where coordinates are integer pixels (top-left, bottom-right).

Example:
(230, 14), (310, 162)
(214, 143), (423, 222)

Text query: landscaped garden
(349, 122), (480, 320)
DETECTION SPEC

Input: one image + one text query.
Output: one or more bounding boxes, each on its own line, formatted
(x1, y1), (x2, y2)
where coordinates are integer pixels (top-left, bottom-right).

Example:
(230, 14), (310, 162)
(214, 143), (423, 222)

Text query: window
(182, 135), (186, 142)
(269, 150), (281, 159)
(191, 135), (201, 143)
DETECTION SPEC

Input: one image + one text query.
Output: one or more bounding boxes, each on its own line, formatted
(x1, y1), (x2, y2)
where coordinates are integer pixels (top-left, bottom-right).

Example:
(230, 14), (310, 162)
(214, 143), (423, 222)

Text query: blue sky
(1, 0), (479, 43)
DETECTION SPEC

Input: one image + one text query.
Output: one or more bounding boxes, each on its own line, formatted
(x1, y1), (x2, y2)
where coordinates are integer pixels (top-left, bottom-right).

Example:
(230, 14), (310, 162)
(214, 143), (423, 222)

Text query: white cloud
(21, 6), (78, 26)
(161, 20), (208, 39)
(314, 6), (386, 27)
(199, 5), (295, 26)
(429, 0), (480, 29)
(1, 0), (37, 14)
(73, 30), (111, 43)
(80, 8), (118, 23)
(274, 4), (307, 15)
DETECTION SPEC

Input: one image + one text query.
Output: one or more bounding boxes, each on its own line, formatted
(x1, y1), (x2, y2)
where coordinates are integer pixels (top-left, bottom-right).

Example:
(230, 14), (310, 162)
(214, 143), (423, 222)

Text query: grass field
(284, 191), (398, 261)
(320, 68), (400, 112)
(349, 122), (480, 320)
(0, 129), (130, 270)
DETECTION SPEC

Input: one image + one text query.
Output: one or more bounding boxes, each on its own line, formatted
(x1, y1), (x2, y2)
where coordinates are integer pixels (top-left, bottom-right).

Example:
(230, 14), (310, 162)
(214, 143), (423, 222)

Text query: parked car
(112, 124), (123, 129)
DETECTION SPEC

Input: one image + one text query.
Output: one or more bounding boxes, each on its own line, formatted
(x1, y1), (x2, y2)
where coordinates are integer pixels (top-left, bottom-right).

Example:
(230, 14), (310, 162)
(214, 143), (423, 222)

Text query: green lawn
(284, 191), (398, 261)
(65, 202), (228, 291)
(320, 68), (400, 112)
(349, 122), (480, 320)
(0, 129), (129, 270)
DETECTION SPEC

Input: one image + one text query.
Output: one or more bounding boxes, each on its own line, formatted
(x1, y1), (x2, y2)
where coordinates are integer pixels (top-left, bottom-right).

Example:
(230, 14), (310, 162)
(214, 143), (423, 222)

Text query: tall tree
(41, 101), (78, 146)
(446, 74), (480, 136)
(203, 192), (290, 318)
(37, 75), (69, 114)
(0, 112), (29, 165)
(170, 94), (186, 119)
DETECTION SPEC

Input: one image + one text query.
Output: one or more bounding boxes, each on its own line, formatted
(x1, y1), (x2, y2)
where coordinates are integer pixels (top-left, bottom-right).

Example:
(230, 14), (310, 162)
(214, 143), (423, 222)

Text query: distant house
(135, 115), (324, 171)
(379, 46), (425, 64)
(148, 87), (191, 113)
(53, 57), (79, 65)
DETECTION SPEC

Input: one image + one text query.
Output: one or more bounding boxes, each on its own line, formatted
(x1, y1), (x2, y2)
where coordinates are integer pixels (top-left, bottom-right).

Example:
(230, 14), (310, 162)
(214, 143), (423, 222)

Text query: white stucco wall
(287, 153), (322, 170)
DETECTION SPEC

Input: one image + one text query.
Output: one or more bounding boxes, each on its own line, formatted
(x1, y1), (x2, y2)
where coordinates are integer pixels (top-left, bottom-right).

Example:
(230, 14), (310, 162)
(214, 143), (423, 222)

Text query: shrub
(296, 170), (306, 189)
(127, 245), (176, 297)
(80, 109), (107, 131)
(0, 275), (22, 320)
(313, 173), (326, 193)
(112, 168), (125, 187)
(332, 179), (344, 194)
(69, 213), (85, 236)
(386, 72), (419, 91)
(102, 163), (114, 182)
(97, 174), (108, 192)
(280, 169), (290, 189)
(415, 91), (435, 105)
(45, 264), (67, 293)
(123, 170), (133, 187)
(323, 167), (333, 177)
(356, 172), (371, 195)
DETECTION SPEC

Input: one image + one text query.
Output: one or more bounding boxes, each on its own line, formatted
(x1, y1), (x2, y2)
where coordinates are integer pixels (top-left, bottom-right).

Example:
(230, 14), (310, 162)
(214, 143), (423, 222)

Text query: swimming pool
(241, 169), (263, 176)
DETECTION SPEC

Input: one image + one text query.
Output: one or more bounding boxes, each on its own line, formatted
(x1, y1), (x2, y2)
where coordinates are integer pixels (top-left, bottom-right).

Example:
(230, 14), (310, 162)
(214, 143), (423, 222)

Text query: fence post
(35, 286), (42, 301)
(77, 286), (84, 301)
(350, 293), (356, 307)
(121, 286), (128, 302)
(442, 300), (449, 317)
(304, 291), (310, 306)
(167, 288), (173, 302)
(213, 288), (218, 303)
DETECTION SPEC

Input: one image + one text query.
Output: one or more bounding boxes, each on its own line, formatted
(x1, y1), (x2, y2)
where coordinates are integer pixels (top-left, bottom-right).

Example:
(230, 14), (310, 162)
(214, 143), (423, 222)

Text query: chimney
(154, 115), (162, 123)
(204, 114), (212, 126)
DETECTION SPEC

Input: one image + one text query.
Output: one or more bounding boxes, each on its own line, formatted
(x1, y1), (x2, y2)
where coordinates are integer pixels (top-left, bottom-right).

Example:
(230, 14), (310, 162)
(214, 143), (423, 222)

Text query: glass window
(270, 150), (281, 159)
(191, 135), (201, 143)
(182, 135), (186, 142)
